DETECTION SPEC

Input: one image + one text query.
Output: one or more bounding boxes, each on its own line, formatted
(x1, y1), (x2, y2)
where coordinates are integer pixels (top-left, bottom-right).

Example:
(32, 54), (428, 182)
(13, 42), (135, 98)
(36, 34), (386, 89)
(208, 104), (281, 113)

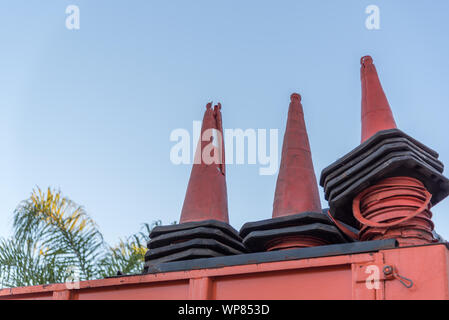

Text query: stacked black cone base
(144, 220), (246, 273)
(320, 129), (449, 227)
(239, 212), (349, 252)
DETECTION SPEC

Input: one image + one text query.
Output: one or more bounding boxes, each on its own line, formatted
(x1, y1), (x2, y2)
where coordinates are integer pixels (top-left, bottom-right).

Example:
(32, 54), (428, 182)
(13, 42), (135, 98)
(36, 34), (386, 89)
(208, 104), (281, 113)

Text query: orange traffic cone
(360, 55), (397, 143)
(355, 56), (436, 246)
(272, 93), (322, 217)
(144, 102), (246, 272)
(240, 93), (347, 252)
(179, 102), (229, 223)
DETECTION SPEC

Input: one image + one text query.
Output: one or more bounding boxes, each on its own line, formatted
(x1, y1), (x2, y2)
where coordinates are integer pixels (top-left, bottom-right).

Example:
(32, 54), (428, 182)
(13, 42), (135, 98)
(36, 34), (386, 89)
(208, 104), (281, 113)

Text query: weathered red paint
(272, 93), (322, 218)
(360, 56), (397, 143)
(1, 244), (448, 300)
(180, 102), (228, 223)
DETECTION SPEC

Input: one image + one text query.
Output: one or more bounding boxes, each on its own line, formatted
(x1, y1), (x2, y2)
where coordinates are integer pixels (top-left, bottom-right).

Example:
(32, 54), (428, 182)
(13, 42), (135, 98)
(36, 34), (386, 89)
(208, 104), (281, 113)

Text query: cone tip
(361, 55), (373, 66)
(290, 93), (301, 102)
(206, 102), (213, 109)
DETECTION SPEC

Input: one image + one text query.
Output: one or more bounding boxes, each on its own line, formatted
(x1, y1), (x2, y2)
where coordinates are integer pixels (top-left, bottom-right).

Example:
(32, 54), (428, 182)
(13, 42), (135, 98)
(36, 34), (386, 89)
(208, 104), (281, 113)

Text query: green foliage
(0, 187), (167, 288)
(98, 222), (159, 278)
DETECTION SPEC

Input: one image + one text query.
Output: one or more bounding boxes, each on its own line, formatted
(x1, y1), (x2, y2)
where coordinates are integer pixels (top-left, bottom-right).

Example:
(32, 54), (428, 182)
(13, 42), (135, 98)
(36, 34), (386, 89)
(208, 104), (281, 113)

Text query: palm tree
(0, 187), (165, 288)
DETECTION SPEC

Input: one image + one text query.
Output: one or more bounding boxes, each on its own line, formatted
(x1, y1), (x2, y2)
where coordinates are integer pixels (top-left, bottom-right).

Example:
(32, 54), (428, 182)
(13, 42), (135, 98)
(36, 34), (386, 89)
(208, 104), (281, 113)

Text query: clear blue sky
(1, 0), (449, 245)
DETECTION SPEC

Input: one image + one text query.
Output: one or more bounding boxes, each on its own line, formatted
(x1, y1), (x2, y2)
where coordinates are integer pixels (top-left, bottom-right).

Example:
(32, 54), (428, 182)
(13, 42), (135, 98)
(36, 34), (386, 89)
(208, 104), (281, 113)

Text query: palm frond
(3, 187), (105, 285)
(0, 186), (173, 287)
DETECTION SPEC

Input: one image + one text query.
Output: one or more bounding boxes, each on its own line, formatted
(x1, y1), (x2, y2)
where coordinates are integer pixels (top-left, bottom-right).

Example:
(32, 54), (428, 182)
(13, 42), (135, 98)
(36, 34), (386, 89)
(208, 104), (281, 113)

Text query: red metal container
(1, 243), (448, 300)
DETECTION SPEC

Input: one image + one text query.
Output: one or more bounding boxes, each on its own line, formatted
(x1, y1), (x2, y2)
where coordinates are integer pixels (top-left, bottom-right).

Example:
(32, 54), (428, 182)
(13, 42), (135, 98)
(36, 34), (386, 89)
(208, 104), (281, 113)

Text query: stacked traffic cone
(320, 56), (449, 246)
(144, 102), (245, 273)
(240, 94), (347, 252)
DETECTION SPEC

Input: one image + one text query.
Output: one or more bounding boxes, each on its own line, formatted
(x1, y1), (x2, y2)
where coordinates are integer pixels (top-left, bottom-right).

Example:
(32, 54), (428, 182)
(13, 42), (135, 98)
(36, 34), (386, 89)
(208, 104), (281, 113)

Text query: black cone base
(320, 129), (449, 227)
(143, 220), (245, 273)
(239, 212), (349, 252)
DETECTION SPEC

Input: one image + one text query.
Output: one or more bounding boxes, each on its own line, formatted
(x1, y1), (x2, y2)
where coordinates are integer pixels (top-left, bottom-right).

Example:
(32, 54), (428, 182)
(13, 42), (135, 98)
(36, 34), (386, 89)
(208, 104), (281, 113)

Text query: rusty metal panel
(0, 292), (54, 300)
(213, 266), (353, 300)
(382, 244), (449, 300)
(73, 280), (190, 300)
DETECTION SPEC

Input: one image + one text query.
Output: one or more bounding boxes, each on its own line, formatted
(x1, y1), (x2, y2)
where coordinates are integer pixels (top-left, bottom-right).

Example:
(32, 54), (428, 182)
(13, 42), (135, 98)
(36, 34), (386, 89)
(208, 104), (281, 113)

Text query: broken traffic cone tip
(180, 102), (229, 224)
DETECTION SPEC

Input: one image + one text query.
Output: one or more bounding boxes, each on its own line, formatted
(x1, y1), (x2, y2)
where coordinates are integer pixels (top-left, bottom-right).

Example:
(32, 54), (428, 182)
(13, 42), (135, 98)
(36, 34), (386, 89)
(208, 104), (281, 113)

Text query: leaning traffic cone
(360, 55), (397, 143)
(144, 102), (245, 273)
(273, 93), (322, 217)
(180, 102), (229, 223)
(240, 94), (347, 252)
